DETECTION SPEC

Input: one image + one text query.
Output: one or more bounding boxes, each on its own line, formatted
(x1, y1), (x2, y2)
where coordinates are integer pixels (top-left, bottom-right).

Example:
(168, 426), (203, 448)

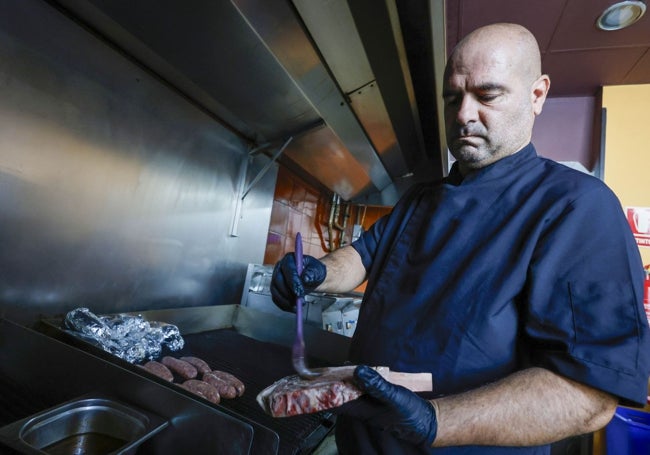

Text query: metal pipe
(333, 194), (352, 249)
(327, 193), (337, 252)
(332, 194), (342, 231)
(339, 202), (351, 247)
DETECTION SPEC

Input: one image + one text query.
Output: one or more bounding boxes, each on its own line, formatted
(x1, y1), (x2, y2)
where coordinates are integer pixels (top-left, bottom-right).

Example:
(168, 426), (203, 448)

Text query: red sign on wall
(627, 207), (650, 248)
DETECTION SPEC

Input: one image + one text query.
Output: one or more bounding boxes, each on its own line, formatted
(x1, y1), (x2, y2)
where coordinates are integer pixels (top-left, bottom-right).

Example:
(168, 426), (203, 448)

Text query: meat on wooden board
(257, 366), (362, 418)
(257, 366), (432, 418)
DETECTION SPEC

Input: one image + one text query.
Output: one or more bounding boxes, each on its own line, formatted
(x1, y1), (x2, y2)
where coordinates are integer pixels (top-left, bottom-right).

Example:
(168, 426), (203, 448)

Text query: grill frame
(0, 317), (262, 455)
(37, 304), (353, 454)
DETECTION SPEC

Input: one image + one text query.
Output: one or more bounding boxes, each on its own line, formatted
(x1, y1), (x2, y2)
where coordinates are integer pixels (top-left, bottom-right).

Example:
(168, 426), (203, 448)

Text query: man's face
(443, 44), (536, 172)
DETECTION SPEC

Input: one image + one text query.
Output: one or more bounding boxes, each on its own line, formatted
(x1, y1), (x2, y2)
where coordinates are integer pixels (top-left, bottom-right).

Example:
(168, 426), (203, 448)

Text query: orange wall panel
(264, 166), (391, 295)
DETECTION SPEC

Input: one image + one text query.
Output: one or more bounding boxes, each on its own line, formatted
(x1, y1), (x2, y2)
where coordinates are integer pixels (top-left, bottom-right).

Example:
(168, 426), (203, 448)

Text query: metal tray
(0, 394), (168, 455)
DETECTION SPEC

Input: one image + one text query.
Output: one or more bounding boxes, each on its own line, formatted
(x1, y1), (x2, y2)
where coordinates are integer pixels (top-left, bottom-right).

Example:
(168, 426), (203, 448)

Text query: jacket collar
(445, 143), (537, 186)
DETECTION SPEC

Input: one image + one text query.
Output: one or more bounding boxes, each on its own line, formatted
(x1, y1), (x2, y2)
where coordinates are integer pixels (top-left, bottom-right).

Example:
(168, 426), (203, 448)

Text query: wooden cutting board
(373, 366), (432, 392)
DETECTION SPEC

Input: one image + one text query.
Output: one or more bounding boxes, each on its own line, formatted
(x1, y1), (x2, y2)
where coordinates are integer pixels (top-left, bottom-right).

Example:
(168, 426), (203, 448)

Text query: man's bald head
(447, 23), (542, 86)
(443, 23), (550, 173)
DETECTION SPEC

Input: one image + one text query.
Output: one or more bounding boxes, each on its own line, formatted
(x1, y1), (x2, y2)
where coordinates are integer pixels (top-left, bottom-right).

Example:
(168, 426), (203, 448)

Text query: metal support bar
(230, 137), (293, 237)
(241, 137), (292, 200)
(230, 154), (250, 237)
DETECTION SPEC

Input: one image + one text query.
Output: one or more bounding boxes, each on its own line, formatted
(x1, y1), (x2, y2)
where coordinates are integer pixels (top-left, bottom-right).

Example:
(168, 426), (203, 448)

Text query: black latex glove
(336, 365), (438, 447)
(270, 253), (326, 311)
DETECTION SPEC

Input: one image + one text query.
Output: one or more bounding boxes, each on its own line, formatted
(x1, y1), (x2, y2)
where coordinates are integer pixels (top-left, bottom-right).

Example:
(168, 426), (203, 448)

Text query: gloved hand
(336, 365), (438, 447)
(270, 253), (326, 311)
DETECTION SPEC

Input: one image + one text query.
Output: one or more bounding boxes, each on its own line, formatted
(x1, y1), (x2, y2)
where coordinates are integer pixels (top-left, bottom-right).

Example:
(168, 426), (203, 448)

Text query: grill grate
(171, 328), (334, 455)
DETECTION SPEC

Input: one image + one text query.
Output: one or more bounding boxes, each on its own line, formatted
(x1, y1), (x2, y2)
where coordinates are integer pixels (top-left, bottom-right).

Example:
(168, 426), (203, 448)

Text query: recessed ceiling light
(596, 1), (646, 31)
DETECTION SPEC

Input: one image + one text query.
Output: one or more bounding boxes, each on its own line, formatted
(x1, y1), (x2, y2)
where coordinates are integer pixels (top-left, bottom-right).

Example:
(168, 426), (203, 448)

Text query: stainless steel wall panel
(52, 0), (401, 201)
(0, 0), (276, 326)
(231, 0), (392, 197)
(292, 0), (409, 179)
(57, 0), (321, 144)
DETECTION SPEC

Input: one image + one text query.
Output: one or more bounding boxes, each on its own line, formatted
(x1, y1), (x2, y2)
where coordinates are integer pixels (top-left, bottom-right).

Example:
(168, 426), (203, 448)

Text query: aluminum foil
(64, 307), (184, 363)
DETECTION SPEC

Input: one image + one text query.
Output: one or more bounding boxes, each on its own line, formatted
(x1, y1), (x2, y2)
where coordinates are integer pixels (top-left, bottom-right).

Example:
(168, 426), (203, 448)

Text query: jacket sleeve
(525, 183), (650, 405)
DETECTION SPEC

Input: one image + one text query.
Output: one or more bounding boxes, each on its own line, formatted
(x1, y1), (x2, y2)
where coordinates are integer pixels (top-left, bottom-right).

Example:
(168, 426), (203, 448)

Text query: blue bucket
(606, 406), (650, 454)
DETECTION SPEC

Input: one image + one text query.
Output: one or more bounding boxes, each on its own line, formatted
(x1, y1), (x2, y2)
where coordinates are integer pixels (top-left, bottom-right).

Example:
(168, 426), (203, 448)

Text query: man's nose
(455, 95), (479, 125)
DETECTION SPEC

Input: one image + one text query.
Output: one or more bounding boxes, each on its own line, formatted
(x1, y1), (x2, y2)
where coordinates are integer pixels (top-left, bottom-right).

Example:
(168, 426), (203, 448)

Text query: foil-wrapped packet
(64, 307), (111, 339)
(64, 307), (184, 363)
(149, 320), (184, 351)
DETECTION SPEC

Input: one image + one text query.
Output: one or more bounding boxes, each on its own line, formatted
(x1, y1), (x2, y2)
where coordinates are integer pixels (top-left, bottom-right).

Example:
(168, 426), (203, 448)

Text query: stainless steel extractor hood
(52, 0), (448, 205)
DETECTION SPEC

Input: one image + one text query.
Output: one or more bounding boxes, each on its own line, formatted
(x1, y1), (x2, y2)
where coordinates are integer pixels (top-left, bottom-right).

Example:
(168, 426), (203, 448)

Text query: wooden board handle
(374, 366), (432, 392)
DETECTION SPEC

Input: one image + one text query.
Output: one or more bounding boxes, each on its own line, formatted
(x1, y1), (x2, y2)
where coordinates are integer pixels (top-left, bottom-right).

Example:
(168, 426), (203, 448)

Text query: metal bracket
(230, 137), (293, 237)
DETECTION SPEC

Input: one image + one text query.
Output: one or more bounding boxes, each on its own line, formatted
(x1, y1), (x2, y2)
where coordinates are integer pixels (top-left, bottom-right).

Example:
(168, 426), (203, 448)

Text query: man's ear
(531, 74), (550, 116)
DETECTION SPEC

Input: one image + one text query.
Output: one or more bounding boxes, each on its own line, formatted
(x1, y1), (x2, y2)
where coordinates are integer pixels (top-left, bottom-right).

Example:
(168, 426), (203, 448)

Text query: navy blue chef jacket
(335, 143), (650, 454)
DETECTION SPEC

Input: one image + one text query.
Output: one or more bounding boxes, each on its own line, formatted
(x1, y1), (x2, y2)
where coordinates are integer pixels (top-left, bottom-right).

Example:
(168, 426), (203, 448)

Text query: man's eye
(479, 93), (500, 102)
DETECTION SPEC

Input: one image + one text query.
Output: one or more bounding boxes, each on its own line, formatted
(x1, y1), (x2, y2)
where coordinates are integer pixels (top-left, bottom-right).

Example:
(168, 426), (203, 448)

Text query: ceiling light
(596, 1), (646, 30)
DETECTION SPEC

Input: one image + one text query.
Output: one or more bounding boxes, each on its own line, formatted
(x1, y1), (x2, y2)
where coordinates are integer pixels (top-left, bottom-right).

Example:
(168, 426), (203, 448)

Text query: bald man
(271, 23), (650, 454)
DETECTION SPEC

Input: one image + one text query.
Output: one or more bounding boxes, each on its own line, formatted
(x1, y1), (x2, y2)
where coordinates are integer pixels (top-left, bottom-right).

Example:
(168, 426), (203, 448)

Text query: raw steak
(257, 366), (361, 417)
